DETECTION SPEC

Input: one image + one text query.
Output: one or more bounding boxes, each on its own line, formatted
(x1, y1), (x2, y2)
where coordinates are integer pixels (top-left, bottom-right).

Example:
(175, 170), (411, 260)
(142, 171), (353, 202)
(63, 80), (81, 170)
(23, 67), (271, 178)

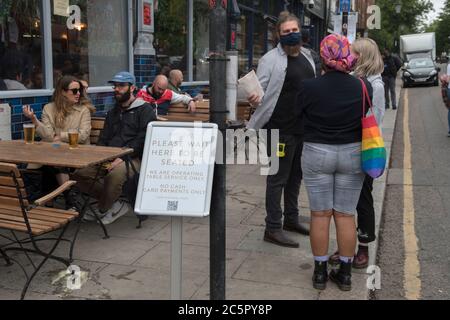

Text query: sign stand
(135, 122), (218, 300)
(171, 216), (183, 300)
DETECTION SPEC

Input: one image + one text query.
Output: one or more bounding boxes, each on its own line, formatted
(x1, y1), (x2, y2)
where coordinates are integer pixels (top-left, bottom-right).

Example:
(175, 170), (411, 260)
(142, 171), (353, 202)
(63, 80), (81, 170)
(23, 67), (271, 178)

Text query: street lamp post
(395, 1), (402, 14)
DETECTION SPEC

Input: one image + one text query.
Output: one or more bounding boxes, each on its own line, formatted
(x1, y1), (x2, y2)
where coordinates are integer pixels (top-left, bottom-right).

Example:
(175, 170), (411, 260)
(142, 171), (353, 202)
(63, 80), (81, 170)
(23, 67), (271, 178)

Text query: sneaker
(82, 204), (107, 222)
(447, 133), (450, 137)
(100, 201), (130, 225)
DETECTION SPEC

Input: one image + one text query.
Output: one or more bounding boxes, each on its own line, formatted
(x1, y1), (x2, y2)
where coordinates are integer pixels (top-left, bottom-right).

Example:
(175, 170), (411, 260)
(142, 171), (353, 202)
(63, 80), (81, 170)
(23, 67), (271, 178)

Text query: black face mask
(115, 87), (131, 104)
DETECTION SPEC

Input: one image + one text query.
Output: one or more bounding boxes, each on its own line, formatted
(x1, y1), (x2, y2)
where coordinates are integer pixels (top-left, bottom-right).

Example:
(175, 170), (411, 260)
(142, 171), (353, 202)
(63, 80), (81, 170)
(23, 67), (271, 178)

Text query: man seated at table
(137, 75), (196, 115)
(168, 69), (204, 102)
(72, 71), (156, 225)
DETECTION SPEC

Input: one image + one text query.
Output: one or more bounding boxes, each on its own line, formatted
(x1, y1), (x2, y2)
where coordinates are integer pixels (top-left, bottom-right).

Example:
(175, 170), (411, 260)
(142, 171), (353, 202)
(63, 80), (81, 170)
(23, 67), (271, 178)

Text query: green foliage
(432, 0), (450, 56)
(369, 0), (433, 54)
(155, 0), (187, 57)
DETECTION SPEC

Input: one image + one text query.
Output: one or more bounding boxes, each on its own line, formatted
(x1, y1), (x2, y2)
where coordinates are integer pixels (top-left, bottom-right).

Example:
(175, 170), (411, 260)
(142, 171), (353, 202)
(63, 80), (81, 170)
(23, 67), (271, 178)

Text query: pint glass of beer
(68, 129), (79, 149)
(23, 123), (35, 144)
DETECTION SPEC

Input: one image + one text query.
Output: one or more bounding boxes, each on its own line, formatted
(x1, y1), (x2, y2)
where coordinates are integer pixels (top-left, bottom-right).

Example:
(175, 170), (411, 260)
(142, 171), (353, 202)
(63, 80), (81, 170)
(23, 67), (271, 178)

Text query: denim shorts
(301, 142), (365, 215)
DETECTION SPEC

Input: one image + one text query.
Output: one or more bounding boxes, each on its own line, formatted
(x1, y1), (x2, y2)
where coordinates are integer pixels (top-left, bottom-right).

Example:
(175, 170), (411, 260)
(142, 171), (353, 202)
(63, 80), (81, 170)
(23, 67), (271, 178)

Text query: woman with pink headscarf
(297, 34), (373, 292)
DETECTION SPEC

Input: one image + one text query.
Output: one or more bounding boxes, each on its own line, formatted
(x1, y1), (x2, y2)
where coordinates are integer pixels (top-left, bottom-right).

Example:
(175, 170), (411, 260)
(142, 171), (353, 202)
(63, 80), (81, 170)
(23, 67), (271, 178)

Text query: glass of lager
(23, 123), (35, 144)
(68, 129), (79, 149)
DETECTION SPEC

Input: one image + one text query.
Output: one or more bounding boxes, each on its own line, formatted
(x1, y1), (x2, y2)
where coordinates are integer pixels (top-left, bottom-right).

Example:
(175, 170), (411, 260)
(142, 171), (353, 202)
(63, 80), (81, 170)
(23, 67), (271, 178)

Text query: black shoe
(263, 230), (299, 248)
(329, 260), (352, 291)
(283, 222), (310, 236)
(385, 105), (390, 109)
(392, 106), (397, 110)
(312, 261), (328, 290)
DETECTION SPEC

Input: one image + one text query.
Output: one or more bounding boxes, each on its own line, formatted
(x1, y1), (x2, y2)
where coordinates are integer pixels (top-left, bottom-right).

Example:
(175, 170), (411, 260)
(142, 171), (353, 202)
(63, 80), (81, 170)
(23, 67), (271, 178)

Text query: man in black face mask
(247, 12), (317, 248)
(73, 71), (156, 225)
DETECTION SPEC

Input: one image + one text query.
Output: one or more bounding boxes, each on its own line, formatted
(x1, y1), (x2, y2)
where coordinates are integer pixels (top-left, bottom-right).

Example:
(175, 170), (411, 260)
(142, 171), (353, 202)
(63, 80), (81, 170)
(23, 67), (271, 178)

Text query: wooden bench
(89, 101), (253, 134)
(163, 100), (253, 124)
(0, 162), (80, 299)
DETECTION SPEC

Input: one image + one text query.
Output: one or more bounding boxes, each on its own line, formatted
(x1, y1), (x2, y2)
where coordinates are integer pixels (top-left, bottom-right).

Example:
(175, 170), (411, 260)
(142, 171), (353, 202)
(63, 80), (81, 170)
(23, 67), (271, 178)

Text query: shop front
(0, 0), (327, 140)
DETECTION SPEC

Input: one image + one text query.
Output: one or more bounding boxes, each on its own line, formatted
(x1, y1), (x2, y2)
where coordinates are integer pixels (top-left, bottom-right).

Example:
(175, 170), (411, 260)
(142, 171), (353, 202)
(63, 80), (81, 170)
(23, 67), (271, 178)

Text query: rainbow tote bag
(360, 79), (386, 179)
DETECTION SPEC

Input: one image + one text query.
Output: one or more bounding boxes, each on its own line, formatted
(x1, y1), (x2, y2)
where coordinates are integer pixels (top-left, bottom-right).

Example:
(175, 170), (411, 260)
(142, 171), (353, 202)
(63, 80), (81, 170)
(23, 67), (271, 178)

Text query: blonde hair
(352, 38), (384, 77)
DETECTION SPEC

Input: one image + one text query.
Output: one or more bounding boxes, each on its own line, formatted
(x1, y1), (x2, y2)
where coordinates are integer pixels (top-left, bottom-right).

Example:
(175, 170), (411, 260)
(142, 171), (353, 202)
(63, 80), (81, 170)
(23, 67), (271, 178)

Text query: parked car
(402, 57), (440, 88)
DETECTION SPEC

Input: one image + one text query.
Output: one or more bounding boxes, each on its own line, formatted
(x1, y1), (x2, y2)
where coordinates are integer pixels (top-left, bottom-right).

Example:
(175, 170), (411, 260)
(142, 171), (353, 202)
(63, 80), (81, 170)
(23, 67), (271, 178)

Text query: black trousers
(265, 134), (303, 231)
(356, 175), (376, 244)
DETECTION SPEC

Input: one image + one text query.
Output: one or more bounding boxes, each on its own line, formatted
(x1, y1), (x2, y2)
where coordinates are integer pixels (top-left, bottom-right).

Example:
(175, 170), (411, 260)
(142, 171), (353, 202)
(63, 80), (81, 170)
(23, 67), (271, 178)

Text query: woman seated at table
(23, 75), (93, 204)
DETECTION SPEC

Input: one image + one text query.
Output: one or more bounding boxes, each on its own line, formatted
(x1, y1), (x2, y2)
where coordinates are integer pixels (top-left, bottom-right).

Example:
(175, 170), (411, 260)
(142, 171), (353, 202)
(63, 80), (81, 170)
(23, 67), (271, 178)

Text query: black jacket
(382, 55), (398, 78)
(302, 44), (322, 76)
(98, 99), (156, 159)
(298, 71), (373, 145)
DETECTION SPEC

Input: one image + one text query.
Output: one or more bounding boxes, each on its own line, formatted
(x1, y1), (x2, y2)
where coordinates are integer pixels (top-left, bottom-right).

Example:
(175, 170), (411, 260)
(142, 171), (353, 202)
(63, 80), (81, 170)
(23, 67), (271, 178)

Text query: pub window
(0, 0), (44, 91)
(51, 0), (129, 87)
(154, 0), (188, 78)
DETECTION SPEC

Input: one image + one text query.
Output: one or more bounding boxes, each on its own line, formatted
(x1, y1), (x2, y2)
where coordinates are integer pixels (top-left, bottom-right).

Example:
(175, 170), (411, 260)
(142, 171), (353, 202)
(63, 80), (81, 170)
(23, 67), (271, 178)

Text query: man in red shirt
(137, 75), (196, 115)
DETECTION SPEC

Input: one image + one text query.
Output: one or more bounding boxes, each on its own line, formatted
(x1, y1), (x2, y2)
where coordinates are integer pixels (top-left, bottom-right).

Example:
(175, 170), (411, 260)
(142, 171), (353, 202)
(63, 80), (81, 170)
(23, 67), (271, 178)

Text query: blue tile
(12, 132), (22, 140)
(4, 98), (21, 105)
(22, 97), (35, 104)
(13, 105), (23, 114)
(11, 114), (22, 124)
(35, 96), (50, 103)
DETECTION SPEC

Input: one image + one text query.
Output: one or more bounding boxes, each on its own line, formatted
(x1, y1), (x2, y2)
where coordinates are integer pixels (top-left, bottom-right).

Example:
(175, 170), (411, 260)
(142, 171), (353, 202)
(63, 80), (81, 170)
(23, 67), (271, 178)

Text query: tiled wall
(134, 55), (157, 89)
(0, 92), (115, 140)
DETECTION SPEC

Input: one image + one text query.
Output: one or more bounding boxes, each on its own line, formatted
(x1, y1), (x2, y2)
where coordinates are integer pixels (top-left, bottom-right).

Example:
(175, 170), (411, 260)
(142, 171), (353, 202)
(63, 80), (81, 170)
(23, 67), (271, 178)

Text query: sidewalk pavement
(0, 80), (402, 300)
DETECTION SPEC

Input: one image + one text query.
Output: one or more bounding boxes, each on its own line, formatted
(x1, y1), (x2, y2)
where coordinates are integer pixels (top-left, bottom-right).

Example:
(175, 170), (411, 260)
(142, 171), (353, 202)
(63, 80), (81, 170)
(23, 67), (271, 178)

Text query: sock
(339, 256), (354, 263)
(359, 243), (369, 248)
(314, 256), (329, 262)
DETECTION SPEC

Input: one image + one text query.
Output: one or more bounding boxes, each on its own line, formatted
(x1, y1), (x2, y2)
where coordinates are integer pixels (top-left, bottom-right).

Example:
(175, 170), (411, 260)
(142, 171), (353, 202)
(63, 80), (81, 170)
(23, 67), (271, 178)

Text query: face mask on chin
(279, 32), (301, 47)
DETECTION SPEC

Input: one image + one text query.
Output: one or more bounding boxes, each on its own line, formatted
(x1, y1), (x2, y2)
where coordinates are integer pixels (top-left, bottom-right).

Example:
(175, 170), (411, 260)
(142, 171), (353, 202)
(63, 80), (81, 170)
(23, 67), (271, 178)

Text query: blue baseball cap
(108, 71), (136, 85)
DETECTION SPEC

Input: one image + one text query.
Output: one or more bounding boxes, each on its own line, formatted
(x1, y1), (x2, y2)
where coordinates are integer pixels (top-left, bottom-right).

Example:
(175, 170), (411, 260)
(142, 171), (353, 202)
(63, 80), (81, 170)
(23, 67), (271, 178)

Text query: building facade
(0, 0), (327, 140)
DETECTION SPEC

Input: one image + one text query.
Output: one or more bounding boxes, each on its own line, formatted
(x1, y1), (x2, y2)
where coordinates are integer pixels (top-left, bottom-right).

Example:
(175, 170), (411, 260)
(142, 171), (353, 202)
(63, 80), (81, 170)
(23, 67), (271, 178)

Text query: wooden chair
(90, 117), (106, 145)
(0, 162), (79, 299)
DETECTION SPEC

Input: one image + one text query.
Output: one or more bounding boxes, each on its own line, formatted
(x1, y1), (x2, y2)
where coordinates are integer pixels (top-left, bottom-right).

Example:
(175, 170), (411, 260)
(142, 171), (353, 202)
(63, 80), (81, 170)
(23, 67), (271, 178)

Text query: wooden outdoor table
(0, 140), (133, 169)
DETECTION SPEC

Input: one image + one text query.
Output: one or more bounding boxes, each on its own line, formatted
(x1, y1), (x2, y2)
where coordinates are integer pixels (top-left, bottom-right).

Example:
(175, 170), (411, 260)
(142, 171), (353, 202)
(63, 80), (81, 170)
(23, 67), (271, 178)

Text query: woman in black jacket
(298, 34), (373, 291)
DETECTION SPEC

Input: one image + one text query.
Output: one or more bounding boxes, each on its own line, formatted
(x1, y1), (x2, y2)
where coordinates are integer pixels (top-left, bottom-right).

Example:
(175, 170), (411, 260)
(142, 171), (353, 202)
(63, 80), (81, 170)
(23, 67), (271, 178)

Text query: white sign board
(135, 122), (218, 217)
(54, 0), (70, 17)
(0, 104), (11, 141)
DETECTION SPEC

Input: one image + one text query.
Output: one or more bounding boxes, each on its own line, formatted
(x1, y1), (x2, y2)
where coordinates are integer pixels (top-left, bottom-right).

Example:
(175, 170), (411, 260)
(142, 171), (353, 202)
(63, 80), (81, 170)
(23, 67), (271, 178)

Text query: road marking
(403, 90), (421, 300)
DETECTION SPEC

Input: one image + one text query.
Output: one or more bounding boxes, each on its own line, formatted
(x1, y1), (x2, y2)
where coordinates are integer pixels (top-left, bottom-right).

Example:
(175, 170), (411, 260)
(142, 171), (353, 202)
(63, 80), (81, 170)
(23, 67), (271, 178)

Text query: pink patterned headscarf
(320, 34), (356, 73)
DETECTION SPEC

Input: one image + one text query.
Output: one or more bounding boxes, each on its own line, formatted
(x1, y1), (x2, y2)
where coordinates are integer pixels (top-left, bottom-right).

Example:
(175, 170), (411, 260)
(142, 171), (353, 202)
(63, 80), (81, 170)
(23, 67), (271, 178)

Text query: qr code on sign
(167, 201), (178, 211)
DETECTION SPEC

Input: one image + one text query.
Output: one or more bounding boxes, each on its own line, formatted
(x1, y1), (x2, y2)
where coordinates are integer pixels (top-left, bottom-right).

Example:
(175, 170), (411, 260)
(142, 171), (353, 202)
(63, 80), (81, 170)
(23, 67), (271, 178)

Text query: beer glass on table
(68, 129), (79, 149)
(23, 123), (35, 144)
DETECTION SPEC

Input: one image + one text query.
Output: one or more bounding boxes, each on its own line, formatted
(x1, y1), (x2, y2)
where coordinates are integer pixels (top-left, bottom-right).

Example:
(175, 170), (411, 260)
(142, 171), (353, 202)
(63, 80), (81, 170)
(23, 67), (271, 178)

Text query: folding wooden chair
(0, 162), (79, 299)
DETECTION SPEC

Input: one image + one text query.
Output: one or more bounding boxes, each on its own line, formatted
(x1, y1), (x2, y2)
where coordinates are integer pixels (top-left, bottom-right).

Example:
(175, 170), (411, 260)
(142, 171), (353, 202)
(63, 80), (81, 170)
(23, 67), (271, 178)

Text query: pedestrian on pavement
(297, 34), (373, 291)
(301, 29), (322, 76)
(72, 71), (157, 225)
(137, 75), (196, 115)
(329, 37), (386, 269)
(446, 63), (450, 137)
(382, 48), (399, 110)
(247, 11), (316, 248)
